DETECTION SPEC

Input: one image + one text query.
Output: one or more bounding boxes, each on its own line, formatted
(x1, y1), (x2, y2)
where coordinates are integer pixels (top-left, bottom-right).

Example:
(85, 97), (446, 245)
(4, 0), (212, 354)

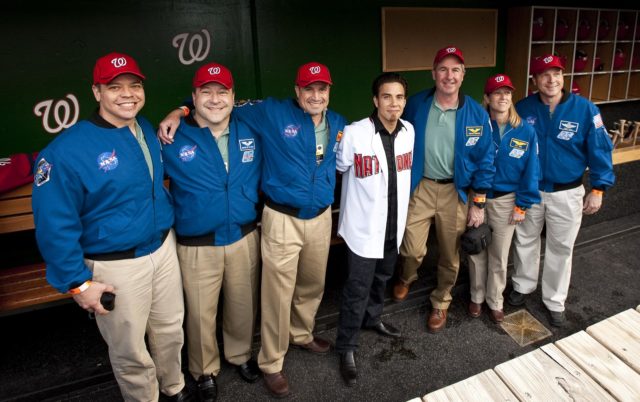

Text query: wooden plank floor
(422, 306), (640, 402)
(424, 370), (516, 402)
(586, 309), (640, 374)
(556, 331), (640, 401)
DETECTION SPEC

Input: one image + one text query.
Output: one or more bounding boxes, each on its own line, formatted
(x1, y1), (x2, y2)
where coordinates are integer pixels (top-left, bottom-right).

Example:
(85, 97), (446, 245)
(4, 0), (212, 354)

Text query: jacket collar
(425, 87), (466, 108)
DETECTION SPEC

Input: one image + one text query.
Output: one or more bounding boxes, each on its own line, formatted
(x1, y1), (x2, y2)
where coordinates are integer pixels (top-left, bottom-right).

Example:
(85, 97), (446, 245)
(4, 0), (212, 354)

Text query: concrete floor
(1, 213), (639, 402)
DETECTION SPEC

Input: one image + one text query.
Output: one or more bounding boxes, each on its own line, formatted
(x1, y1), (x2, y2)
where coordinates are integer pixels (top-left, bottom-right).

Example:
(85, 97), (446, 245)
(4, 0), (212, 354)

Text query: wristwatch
(473, 201), (486, 209)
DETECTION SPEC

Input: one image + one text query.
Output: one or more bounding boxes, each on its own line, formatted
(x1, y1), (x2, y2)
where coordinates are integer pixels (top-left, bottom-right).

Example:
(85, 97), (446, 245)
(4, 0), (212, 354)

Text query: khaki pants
(399, 179), (468, 309)
(86, 230), (185, 402)
(257, 205), (331, 374)
(513, 186), (585, 312)
(177, 229), (260, 379)
(468, 193), (516, 310)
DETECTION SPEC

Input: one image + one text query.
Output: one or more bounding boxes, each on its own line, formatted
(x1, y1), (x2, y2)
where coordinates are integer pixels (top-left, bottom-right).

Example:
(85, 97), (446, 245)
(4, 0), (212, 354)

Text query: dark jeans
(335, 240), (397, 352)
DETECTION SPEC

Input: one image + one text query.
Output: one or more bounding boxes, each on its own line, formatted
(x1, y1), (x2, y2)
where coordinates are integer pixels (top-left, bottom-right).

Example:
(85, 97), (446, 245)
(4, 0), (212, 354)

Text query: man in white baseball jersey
(334, 72), (414, 386)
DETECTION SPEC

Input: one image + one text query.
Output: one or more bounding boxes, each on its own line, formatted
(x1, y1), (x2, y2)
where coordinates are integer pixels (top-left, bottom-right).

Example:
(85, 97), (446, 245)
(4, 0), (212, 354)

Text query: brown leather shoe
(489, 309), (504, 323)
(427, 308), (447, 333)
(290, 337), (331, 354)
(393, 281), (410, 302)
(468, 302), (482, 318)
(264, 371), (290, 398)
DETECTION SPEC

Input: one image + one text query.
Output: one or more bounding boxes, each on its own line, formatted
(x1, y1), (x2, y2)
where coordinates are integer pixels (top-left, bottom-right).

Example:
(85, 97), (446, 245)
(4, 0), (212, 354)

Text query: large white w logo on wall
(33, 94), (80, 134)
(172, 29), (211, 65)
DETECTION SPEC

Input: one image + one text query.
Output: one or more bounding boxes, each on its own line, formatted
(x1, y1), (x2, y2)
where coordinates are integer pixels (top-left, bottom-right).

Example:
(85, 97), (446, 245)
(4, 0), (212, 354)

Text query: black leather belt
(176, 222), (257, 246)
(492, 190), (512, 199)
(551, 179), (583, 192)
(85, 230), (170, 261)
(265, 198), (329, 218)
(424, 177), (454, 184)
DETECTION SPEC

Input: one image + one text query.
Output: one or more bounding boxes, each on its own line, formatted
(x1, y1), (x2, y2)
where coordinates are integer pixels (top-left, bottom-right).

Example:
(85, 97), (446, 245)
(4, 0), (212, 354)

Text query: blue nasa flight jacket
(32, 113), (174, 293)
(402, 88), (495, 203)
(516, 91), (615, 192)
(489, 121), (541, 209)
(233, 98), (347, 219)
(162, 114), (261, 246)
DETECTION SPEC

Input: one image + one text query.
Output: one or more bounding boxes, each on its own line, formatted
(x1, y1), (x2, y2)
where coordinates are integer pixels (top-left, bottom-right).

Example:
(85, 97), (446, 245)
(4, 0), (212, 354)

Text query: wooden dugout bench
(0, 184), (69, 314)
(0, 182), (343, 315)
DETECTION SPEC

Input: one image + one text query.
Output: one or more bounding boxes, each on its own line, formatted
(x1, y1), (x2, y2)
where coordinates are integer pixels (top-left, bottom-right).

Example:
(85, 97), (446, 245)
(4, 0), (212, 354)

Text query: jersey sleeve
(471, 116), (496, 193)
(32, 149), (91, 293)
(586, 104), (615, 190)
(515, 126), (542, 208)
(335, 125), (354, 173)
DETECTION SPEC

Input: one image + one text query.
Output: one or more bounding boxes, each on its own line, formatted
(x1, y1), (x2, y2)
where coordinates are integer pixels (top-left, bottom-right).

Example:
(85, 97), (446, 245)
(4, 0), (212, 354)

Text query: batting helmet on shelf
(617, 20), (631, 40)
(594, 55), (604, 71)
(574, 50), (589, 72)
(598, 18), (610, 40)
(577, 19), (591, 40)
(613, 48), (626, 70)
(532, 12), (545, 40)
(571, 81), (581, 95)
(556, 17), (570, 40)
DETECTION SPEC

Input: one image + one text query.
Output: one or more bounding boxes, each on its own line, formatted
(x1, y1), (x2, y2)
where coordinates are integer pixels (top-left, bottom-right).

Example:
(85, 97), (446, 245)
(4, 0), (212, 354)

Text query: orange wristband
(473, 195), (486, 203)
(591, 189), (604, 196)
(179, 106), (190, 117)
(68, 280), (92, 295)
(514, 206), (527, 215)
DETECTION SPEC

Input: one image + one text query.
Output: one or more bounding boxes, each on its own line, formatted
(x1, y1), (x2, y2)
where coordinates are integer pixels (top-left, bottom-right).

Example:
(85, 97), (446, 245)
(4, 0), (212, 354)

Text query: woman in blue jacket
(467, 74), (541, 323)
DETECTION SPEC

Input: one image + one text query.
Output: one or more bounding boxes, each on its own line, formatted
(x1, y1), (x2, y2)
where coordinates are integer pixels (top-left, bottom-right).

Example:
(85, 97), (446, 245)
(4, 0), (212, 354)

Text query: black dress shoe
(236, 358), (260, 383)
(339, 351), (357, 387)
(365, 321), (401, 338)
(167, 385), (196, 402)
(197, 374), (217, 402)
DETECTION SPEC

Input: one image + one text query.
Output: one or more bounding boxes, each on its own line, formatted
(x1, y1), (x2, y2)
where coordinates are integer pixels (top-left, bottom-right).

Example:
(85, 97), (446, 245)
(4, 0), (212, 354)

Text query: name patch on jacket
(559, 121), (579, 132)
(526, 116), (537, 125)
(239, 139), (255, 151)
(509, 138), (528, 159)
(98, 150), (119, 172)
(34, 158), (52, 187)
(179, 145), (197, 162)
(395, 151), (413, 172)
(466, 126), (483, 137)
(283, 124), (300, 138)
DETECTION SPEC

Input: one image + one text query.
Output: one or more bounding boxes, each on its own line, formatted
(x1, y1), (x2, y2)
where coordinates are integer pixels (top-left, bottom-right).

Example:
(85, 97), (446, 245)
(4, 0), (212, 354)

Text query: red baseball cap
(484, 74), (516, 94)
(193, 62), (234, 89)
(295, 62), (333, 87)
(433, 46), (465, 66)
(530, 54), (565, 75)
(93, 52), (145, 85)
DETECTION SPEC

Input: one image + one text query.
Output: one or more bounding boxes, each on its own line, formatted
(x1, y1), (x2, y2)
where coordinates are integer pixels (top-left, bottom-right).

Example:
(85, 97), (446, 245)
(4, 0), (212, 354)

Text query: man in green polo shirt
(392, 46), (495, 333)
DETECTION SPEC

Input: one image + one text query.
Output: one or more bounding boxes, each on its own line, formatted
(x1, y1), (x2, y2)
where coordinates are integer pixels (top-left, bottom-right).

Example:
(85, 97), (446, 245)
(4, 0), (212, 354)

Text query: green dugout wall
(0, 0), (628, 156)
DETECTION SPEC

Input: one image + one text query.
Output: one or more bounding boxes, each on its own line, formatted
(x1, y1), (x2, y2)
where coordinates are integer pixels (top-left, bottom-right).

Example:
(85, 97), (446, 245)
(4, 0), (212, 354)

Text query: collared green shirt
(424, 100), (457, 180)
(134, 121), (153, 179)
(498, 123), (507, 138)
(315, 110), (329, 165)
(215, 126), (230, 172)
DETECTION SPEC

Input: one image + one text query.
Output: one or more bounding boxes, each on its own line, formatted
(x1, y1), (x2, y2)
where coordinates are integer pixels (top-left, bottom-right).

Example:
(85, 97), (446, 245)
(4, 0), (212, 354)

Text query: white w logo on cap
(447, 47), (456, 53)
(111, 57), (127, 68)
(309, 66), (321, 74)
(208, 67), (221, 75)
(495, 75), (505, 82)
(544, 56), (553, 64)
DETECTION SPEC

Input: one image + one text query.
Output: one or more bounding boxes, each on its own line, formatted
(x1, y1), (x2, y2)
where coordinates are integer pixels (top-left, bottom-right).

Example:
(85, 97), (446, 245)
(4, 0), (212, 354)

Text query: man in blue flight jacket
(162, 62), (262, 402)
(158, 62), (347, 398)
(32, 52), (192, 402)
(509, 55), (615, 327)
